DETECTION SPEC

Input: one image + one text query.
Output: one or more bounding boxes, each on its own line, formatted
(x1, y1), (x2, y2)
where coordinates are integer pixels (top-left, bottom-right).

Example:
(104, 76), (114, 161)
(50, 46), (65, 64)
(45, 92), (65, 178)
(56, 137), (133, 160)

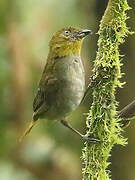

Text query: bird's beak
(77, 29), (92, 39)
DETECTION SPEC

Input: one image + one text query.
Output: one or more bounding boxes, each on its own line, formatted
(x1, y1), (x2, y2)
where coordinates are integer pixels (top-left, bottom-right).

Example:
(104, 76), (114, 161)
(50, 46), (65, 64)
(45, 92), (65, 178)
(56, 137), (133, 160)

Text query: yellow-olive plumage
(21, 27), (92, 140)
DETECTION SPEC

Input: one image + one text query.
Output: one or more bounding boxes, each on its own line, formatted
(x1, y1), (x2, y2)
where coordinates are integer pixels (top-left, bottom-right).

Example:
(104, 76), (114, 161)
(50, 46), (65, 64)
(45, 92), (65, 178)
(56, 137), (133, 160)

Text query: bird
(20, 27), (98, 142)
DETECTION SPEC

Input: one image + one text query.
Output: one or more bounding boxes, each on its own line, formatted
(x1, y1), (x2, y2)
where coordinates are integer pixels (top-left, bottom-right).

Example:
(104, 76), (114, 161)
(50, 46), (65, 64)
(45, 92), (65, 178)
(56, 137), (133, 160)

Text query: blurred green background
(0, 0), (135, 179)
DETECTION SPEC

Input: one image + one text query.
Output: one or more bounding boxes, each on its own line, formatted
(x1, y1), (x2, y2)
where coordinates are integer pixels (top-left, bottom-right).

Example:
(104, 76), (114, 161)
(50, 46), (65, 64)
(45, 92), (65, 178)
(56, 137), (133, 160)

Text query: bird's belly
(47, 57), (85, 120)
(48, 79), (85, 120)
(58, 77), (85, 114)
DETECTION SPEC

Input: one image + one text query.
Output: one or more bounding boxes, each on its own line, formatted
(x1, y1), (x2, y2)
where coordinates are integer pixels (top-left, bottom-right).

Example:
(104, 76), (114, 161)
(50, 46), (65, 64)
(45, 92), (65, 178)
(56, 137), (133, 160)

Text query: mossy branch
(82, 0), (131, 180)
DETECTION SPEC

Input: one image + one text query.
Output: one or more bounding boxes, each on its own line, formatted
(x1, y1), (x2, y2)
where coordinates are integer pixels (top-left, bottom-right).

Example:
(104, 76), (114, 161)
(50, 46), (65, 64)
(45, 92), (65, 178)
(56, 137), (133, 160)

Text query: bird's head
(49, 27), (92, 58)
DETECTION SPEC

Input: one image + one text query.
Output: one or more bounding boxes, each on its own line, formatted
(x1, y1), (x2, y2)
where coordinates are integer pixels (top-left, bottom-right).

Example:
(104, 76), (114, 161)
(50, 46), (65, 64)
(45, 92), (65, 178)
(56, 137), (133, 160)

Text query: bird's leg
(60, 119), (100, 143)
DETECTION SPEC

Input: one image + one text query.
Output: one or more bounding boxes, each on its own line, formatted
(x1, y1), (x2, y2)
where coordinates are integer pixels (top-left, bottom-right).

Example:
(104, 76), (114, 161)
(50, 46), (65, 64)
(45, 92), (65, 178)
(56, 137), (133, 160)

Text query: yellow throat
(49, 40), (82, 58)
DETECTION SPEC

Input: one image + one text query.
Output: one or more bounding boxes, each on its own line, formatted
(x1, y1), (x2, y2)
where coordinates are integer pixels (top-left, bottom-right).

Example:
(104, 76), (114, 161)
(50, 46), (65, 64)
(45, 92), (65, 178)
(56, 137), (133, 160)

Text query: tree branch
(82, 0), (131, 179)
(119, 100), (135, 118)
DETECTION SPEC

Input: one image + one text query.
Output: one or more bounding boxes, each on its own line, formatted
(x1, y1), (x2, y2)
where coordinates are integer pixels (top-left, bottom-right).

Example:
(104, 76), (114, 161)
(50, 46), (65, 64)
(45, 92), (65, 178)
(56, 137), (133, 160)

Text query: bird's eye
(64, 30), (70, 34)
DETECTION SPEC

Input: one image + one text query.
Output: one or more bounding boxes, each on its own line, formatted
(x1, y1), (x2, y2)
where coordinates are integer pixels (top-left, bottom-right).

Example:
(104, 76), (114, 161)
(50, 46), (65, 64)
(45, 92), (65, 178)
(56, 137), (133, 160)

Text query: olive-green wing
(33, 76), (59, 113)
(33, 87), (45, 112)
(20, 77), (58, 140)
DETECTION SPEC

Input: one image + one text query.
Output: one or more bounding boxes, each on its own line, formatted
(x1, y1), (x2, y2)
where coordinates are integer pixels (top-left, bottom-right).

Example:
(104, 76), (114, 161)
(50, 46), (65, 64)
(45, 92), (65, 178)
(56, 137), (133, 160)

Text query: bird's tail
(19, 120), (37, 142)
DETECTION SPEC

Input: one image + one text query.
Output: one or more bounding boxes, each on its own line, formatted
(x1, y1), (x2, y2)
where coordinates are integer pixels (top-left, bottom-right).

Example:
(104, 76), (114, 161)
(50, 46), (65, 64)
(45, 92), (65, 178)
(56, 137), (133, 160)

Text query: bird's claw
(82, 135), (100, 143)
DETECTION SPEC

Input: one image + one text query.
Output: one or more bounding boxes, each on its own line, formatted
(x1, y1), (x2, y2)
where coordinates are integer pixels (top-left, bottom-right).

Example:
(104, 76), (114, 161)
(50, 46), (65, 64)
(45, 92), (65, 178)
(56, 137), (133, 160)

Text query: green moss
(82, 0), (132, 180)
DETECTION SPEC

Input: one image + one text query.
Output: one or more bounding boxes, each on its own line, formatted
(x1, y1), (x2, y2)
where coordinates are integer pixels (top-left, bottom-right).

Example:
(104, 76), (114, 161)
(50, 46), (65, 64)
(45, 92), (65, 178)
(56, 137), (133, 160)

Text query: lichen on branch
(82, 0), (132, 180)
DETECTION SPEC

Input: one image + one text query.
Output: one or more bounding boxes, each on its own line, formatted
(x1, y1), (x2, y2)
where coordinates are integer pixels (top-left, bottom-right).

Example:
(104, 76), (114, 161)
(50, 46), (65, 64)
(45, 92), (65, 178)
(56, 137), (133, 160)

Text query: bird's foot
(82, 135), (100, 143)
(120, 120), (131, 128)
